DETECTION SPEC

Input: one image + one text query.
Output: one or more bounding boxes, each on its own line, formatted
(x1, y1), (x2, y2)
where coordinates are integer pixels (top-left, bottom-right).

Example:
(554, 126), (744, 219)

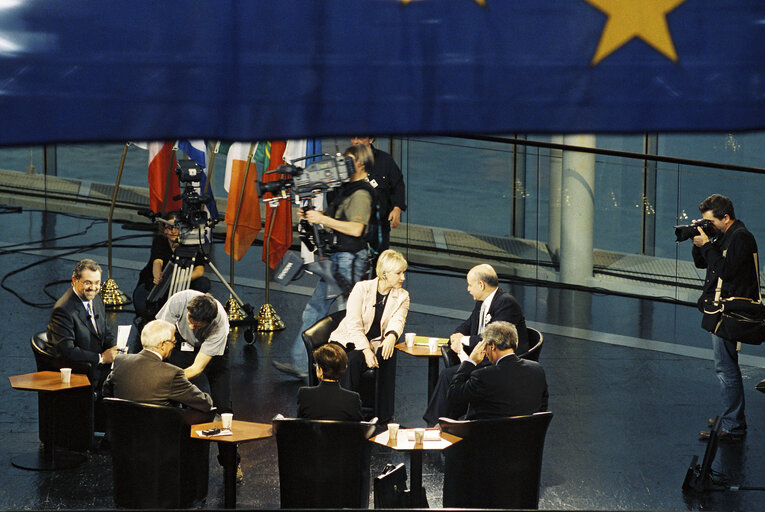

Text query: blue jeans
(289, 250), (368, 371)
(712, 334), (746, 434)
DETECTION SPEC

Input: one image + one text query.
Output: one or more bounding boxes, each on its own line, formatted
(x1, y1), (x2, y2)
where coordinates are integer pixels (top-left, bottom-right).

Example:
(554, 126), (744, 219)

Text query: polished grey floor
(2, 209), (765, 510)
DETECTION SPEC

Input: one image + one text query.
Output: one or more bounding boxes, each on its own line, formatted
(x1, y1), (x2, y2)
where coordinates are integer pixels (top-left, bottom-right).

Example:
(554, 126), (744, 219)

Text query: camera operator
(693, 194), (759, 442)
(132, 210), (210, 321)
(273, 144), (375, 379)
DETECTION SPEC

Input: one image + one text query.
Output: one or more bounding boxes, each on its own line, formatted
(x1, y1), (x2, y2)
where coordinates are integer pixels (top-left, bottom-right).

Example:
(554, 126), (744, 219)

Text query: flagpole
(205, 141), (218, 198)
(101, 142), (130, 309)
(160, 143), (177, 214)
(256, 201), (285, 331)
(224, 142), (257, 321)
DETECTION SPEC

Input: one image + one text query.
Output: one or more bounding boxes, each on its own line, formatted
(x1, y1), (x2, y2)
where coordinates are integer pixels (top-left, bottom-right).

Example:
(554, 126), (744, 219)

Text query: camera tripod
(145, 231), (255, 328)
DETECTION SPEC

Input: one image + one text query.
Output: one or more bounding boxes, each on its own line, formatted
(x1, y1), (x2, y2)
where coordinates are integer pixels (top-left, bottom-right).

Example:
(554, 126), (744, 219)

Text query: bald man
(423, 264), (528, 426)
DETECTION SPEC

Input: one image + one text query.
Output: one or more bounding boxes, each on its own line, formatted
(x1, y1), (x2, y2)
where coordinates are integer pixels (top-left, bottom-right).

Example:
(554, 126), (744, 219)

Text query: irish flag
(223, 142), (267, 261)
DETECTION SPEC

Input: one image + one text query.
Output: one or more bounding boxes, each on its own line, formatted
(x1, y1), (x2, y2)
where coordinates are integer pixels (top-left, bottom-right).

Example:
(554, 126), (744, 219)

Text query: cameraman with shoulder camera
(693, 194), (759, 442)
(273, 144), (375, 380)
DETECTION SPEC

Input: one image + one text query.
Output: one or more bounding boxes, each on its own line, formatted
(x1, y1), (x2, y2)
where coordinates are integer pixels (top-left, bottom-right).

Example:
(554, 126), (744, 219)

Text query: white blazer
(328, 278), (410, 351)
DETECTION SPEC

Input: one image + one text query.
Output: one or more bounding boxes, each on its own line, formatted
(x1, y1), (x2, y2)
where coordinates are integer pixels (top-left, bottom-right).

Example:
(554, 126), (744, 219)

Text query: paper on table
(196, 428), (233, 437)
(414, 337), (448, 346)
(116, 325), (131, 350)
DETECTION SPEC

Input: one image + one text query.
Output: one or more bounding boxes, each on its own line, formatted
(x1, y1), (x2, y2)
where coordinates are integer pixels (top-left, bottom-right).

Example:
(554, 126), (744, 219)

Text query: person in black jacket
(350, 136), (406, 268)
(298, 344), (362, 421)
(447, 321), (547, 420)
(423, 264), (528, 425)
(693, 194), (759, 441)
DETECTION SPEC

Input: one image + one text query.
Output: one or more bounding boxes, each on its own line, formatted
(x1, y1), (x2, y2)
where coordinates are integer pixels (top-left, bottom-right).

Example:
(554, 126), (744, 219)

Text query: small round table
(395, 336), (448, 401)
(9, 371), (91, 471)
(371, 428), (461, 507)
(191, 419), (272, 509)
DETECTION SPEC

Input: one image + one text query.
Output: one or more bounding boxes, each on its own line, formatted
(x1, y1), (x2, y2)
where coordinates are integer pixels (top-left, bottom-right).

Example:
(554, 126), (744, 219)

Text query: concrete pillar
(560, 135), (596, 286)
(548, 136), (563, 263)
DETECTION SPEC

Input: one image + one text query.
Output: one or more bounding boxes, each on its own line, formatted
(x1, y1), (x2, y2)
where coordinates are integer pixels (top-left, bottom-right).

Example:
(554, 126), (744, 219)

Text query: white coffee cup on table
(387, 423), (399, 443)
(405, 333), (415, 347)
(414, 427), (425, 445)
(60, 368), (71, 384)
(221, 413), (233, 430)
(428, 338), (439, 353)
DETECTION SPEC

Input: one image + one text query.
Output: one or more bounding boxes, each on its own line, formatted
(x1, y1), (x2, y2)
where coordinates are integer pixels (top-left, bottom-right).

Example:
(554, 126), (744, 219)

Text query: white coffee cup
(60, 368), (72, 384)
(428, 338), (439, 353)
(414, 427), (425, 445)
(387, 423), (399, 443)
(405, 332), (416, 348)
(221, 413), (233, 430)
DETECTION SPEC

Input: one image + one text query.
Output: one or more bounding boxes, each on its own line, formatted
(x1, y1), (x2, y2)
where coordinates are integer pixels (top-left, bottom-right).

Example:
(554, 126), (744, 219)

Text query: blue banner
(0, 0), (763, 144)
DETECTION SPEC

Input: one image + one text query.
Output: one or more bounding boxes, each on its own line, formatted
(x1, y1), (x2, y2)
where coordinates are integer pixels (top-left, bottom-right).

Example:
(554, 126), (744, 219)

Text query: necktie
(86, 302), (98, 333)
(478, 302), (487, 335)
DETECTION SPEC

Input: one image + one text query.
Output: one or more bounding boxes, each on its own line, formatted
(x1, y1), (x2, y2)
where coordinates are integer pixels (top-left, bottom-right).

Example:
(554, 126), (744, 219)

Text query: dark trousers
(343, 347), (397, 423)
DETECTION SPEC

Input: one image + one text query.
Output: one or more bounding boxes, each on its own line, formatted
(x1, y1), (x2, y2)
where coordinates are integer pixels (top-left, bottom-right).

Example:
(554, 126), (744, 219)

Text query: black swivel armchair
(273, 416), (375, 509)
(441, 326), (544, 366)
(440, 411), (553, 509)
(104, 397), (214, 509)
(302, 311), (379, 418)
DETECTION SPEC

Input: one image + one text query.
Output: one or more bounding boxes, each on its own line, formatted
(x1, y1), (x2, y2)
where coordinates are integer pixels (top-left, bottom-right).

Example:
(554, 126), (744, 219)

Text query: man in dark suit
(103, 319), (213, 412)
(47, 259), (118, 389)
(447, 321), (547, 420)
(298, 344), (362, 421)
(423, 264), (528, 425)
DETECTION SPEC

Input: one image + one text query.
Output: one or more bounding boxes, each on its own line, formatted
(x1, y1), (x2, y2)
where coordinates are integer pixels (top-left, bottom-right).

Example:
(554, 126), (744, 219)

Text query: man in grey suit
(103, 319), (212, 412)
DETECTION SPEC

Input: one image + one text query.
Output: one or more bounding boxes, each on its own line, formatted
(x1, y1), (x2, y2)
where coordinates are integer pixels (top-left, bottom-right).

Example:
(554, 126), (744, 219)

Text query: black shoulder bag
(702, 252), (765, 345)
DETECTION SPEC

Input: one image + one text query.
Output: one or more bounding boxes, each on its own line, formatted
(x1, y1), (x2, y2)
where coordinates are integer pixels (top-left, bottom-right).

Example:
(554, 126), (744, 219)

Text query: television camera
(138, 159), (255, 330)
(257, 153), (356, 299)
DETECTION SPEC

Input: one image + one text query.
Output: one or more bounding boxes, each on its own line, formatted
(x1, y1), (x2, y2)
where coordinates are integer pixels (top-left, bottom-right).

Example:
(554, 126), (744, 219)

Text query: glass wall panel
(401, 136), (515, 238)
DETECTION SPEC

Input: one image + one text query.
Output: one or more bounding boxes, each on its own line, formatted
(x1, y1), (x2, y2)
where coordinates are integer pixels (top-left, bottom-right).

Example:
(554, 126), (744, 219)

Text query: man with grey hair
(423, 263), (528, 425)
(103, 319), (213, 412)
(447, 321), (547, 420)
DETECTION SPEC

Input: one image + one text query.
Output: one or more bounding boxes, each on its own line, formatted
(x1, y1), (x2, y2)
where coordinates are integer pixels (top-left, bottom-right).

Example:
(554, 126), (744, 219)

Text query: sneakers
(272, 361), (308, 380)
(236, 463), (244, 485)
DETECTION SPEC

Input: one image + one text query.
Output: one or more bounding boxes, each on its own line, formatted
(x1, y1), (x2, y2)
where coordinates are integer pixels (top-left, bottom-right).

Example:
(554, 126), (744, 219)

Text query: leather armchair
(440, 411), (553, 509)
(104, 397), (214, 509)
(273, 416), (375, 509)
(302, 311), (379, 418)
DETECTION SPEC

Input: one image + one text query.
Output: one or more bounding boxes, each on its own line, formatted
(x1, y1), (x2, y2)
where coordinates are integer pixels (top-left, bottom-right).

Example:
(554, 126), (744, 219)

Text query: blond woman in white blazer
(328, 249), (409, 422)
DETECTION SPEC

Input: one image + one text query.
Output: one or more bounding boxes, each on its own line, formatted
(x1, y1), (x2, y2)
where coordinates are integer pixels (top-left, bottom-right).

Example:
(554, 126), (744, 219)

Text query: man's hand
(380, 334), (397, 360)
(449, 333), (464, 353)
(101, 346), (119, 364)
(303, 209), (327, 226)
(388, 206), (402, 228)
(469, 341), (486, 364)
(693, 225), (710, 247)
(363, 347), (379, 368)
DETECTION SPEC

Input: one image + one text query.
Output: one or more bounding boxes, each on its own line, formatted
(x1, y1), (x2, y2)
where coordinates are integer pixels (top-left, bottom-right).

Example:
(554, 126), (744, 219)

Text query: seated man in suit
(298, 344), (362, 421)
(447, 321), (547, 420)
(47, 259), (119, 392)
(103, 319), (213, 412)
(423, 264), (528, 425)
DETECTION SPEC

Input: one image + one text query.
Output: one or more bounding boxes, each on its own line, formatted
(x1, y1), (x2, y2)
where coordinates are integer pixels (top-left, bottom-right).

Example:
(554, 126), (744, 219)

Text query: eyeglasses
(79, 280), (101, 288)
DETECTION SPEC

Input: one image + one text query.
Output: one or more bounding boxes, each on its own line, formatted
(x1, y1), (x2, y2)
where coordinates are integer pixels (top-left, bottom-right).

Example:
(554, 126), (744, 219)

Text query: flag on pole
(147, 141), (180, 213)
(223, 142), (268, 261)
(262, 140), (293, 269)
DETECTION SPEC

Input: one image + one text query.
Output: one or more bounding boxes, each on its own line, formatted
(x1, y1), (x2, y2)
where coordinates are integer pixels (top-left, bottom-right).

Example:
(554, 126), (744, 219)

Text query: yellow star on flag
(584, 0), (686, 65)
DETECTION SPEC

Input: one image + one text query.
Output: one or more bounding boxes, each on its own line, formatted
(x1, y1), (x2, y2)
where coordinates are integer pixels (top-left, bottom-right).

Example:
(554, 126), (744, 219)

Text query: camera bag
(702, 253), (765, 345)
